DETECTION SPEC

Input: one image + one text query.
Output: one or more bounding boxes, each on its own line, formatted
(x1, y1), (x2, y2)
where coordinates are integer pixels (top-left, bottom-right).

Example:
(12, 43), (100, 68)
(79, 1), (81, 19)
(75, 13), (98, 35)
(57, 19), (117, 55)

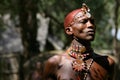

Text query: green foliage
(0, 0), (18, 14)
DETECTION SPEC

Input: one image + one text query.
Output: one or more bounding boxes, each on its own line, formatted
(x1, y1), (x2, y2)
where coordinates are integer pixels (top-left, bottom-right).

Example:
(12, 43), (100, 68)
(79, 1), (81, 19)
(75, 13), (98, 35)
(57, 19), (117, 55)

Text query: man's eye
(78, 20), (87, 24)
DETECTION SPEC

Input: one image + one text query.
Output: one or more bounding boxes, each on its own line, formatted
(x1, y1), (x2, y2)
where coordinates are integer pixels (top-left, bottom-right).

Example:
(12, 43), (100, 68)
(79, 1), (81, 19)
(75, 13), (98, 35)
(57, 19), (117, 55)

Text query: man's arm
(43, 55), (60, 80)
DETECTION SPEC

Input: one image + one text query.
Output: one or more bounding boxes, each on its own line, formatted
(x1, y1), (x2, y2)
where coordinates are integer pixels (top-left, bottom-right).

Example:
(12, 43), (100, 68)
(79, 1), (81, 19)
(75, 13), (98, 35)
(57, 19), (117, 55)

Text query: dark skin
(43, 12), (115, 80)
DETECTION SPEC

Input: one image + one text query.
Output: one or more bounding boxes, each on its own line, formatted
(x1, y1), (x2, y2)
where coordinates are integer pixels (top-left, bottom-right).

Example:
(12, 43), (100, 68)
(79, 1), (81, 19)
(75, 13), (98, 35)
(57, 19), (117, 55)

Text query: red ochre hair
(64, 9), (82, 28)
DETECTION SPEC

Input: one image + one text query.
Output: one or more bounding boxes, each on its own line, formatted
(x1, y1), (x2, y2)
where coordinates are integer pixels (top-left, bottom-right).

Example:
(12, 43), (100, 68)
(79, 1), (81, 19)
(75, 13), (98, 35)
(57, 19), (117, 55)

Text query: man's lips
(83, 29), (95, 35)
(87, 30), (95, 34)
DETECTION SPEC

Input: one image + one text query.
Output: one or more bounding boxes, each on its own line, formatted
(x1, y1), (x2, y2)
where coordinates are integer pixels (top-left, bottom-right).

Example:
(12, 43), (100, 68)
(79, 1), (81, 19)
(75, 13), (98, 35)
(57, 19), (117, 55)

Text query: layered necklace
(68, 41), (94, 80)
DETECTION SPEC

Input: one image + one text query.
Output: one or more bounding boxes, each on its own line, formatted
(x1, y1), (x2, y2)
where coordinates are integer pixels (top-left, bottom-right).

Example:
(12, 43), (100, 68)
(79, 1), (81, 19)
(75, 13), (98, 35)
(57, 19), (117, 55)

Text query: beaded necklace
(68, 44), (94, 80)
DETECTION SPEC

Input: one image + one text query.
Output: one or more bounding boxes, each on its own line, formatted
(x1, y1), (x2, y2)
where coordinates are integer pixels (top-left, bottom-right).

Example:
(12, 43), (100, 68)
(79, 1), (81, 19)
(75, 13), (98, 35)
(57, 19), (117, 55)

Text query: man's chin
(89, 39), (94, 41)
(87, 37), (95, 41)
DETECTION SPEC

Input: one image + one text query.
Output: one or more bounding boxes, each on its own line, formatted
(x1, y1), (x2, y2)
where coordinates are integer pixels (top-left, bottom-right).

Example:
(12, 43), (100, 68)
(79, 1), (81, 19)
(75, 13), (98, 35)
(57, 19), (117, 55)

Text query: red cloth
(64, 9), (82, 28)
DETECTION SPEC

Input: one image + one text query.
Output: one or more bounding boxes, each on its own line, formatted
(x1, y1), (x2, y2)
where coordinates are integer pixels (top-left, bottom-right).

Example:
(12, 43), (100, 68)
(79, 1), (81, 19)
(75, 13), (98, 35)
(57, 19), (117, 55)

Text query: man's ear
(65, 27), (73, 35)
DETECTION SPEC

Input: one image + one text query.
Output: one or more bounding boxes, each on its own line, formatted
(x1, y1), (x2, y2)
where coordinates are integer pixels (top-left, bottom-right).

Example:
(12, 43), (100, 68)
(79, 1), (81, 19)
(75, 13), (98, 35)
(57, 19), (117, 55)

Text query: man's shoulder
(47, 55), (60, 63)
(46, 53), (66, 64)
(93, 53), (114, 65)
(92, 52), (109, 59)
(92, 52), (114, 71)
(107, 55), (115, 66)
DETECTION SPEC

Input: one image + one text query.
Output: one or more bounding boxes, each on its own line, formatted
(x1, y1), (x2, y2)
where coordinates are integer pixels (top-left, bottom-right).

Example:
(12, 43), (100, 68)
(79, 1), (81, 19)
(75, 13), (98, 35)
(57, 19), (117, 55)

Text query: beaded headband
(74, 3), (91, 20)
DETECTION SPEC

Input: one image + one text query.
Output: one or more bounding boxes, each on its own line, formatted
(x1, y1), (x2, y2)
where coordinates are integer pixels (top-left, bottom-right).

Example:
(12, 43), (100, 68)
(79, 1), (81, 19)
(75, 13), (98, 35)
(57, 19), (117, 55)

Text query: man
(43, 3), (115, 80)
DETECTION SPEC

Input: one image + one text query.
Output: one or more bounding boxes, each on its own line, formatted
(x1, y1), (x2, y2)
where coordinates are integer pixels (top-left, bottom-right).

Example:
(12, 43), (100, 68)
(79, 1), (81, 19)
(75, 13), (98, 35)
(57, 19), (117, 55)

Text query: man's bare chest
(56, 56), (77, 80)
(56, 55), (108, 80)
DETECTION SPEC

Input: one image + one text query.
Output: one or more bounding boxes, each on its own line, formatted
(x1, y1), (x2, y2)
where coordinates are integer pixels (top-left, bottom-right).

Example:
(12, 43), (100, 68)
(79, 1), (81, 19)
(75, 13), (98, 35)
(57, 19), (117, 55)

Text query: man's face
(71, 14), (95, 41)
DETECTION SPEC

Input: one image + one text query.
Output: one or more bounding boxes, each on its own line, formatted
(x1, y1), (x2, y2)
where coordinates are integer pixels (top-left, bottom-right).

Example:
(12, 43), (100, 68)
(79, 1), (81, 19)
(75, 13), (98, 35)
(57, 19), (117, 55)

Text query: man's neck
(71, 39), (93, 53)
(67, 39), (93, 60)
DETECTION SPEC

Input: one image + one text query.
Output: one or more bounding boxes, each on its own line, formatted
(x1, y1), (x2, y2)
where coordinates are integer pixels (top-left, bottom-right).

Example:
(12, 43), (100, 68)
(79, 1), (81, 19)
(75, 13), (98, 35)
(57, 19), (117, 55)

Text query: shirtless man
(43, 3), (115, 80)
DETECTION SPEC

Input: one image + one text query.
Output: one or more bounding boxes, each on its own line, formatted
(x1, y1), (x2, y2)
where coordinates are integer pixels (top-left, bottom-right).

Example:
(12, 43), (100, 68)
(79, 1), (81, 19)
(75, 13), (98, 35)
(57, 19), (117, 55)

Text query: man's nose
(86, 20), (94, 28)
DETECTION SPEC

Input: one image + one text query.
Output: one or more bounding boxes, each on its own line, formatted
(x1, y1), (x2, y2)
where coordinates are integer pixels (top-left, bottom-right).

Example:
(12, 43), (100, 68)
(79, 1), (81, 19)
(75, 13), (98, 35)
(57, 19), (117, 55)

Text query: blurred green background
(0, 0), (120, 80)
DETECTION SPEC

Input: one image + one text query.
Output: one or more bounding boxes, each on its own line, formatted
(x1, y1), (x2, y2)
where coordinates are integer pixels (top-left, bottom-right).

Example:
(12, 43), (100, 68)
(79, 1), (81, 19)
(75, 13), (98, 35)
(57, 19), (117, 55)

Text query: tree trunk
(113, 0), (120, 80)
(113, 0), (119, 55)
(18, 0), (40, 58)
(18, 0), (39, 80)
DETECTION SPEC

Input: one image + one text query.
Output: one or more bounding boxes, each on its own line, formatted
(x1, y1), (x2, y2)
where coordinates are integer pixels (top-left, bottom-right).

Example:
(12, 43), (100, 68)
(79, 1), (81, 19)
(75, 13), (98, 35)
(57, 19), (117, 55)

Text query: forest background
(0, 0), (120, 80)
